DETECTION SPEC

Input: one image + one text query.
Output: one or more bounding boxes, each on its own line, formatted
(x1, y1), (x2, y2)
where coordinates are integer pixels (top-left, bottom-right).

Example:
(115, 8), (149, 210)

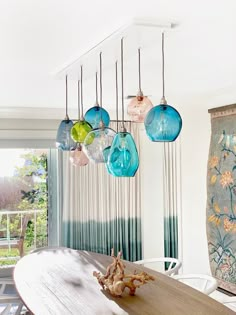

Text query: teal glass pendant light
(84, 105), (110, 129)
(84, 57), (110, 128)
(83, 53), (116, 163)
(69, 80), (89, 167)
(107, 38), (139, 177)
(144, 33), (182, 142)
(70, 66), (92, 144)
(104, 61), (119, 174)
(56, 76), (76, 150)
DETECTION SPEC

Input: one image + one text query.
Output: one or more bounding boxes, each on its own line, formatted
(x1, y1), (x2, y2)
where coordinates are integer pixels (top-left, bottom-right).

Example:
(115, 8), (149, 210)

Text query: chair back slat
(167, 261), (174, 270)
(20, 215), (30, 239)
(201, 279), (208, 292)
(173, 274), (218, 295)
(134, 257), (182, 276)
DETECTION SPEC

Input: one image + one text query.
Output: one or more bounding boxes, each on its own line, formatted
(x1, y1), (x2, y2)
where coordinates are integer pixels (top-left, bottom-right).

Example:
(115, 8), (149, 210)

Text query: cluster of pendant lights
(56, 33), (182, 177)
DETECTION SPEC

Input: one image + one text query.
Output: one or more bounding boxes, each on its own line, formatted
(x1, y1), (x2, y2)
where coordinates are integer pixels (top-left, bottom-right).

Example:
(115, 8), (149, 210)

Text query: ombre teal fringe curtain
(59, 122), (142, 261)
(164, 216), (178, 258)
(163, 141), (181, 260)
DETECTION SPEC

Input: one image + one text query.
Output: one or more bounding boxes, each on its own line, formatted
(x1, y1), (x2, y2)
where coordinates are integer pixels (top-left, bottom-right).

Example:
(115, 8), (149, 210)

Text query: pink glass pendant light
(127, 48), (153, 123)
(70, 143), (89, 166)
(70, 79), (89, 166)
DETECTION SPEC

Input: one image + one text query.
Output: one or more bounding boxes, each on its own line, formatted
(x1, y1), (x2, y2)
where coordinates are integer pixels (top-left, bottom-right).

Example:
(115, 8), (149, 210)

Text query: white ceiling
(0, 0), (235, 119)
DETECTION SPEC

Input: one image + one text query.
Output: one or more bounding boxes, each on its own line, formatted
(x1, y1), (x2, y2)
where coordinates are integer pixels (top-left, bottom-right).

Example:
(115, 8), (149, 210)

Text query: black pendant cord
(65, 75), (68, 119)
(80, 66), (84, 118)
(138, 48), (141, 92)
(115, 61), (119, 132)
(121, 38), (125, 130)
(99, 52), (103, 108)
(95, 72), (98, 105)
(77, 80), (80, 121)
(162, 32), (165, 100)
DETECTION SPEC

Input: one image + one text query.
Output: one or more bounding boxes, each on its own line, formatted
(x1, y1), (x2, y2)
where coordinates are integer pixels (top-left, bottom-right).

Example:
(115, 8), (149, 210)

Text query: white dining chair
(0, 278), (25, 315)
(0, 295), (24, 315)
(172, 274), (218, 295)
(219, 296), (236, 311)
(134, 257), (182, 276)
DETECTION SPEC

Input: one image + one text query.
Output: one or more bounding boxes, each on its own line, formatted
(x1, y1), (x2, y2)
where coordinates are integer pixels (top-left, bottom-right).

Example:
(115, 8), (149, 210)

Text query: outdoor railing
(0, 209), (47, 255)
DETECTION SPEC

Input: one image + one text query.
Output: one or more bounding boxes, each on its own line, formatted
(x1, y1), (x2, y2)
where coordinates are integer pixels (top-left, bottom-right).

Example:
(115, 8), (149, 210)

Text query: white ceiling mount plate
(53, 17), (173, 81)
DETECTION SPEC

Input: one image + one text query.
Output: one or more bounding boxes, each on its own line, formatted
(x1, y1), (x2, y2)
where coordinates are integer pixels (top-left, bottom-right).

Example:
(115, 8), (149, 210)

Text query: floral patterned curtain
(207, 104), (236, 294)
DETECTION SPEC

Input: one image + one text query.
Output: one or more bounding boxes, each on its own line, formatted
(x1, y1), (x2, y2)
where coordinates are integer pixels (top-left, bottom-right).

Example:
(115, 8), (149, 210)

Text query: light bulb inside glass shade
(84, 106), (110, 128)
(69, 145), (89, 166)
(144, 104), (182, 142)
(127, 94), (153, 123)
(107, 132), (139, 177)
(70, 120), (92, 143)
(83, 127), (116, 163)
(56, 119), (76, 151)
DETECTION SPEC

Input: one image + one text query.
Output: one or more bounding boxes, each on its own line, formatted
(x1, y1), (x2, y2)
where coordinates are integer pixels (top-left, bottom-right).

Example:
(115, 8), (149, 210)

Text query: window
(0, 112), (60, 265)
(0, 149), (49, 265)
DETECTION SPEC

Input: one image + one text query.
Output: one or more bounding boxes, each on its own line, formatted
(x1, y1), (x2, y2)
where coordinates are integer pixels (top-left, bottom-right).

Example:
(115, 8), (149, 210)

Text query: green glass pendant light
(69, 80), (89, 167)
(70, 66), (92, 144)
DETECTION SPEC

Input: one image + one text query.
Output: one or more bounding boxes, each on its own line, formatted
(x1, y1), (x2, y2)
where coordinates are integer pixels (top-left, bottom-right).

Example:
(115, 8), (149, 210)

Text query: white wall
(180, 106), (211, 274)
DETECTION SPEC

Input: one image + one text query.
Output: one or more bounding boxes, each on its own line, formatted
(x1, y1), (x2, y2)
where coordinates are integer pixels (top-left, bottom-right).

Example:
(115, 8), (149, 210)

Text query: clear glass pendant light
(84, 55), (110, 128)
(70, 66), (92, 143)
(127, 48), (153, 122)
(56, 76), (77, 151)
(83, 53), (116, 163)
(107, 38), (139, 177)
(144, 33), (182, 142)
(69, 80), (89, 167)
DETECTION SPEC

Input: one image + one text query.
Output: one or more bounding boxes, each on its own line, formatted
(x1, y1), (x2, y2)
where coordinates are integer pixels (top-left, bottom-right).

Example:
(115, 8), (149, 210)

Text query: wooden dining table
(13, 247), (234, 315)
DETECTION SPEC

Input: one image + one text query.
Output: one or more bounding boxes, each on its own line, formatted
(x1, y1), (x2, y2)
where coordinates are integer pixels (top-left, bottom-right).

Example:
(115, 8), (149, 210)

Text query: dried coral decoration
(93, 248), (155, 297)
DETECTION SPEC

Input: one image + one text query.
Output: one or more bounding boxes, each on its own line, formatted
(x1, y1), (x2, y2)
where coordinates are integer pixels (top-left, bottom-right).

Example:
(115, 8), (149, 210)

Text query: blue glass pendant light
(84, 60), (110, 128)
(144, 33), (182, 142)
(56, 75), (76, 150)
(107, 38), (139, 177)
(70, 66), (92, 144)
(83, 53), (116, 163)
